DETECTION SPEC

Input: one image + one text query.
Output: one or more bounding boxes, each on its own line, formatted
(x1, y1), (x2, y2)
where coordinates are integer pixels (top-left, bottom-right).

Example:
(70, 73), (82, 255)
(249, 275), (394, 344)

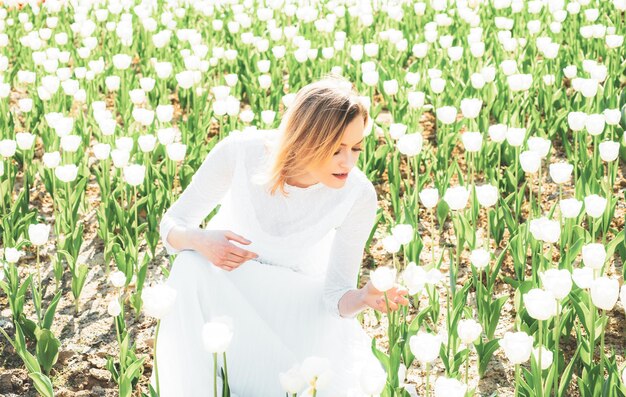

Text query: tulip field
(0, 0), (626, 396)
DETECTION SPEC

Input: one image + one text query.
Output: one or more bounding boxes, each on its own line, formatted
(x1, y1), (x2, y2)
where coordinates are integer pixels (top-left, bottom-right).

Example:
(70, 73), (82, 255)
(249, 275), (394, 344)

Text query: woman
(151, 76), (410, 396)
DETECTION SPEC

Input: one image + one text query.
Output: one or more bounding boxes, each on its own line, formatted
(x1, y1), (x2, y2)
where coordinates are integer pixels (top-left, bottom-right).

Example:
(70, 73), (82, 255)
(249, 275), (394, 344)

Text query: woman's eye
(334, 148), (363, 155)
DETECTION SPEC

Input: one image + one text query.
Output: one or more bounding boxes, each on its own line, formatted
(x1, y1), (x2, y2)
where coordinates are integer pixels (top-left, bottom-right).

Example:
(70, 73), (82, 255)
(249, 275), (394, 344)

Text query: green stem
(155, 320), (161, 396)
(213, 352), (218, 397)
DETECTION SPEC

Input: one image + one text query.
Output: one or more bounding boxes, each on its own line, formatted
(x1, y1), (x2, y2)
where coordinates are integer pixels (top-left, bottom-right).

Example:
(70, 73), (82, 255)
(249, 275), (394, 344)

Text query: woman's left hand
(361, 280), (410, 313)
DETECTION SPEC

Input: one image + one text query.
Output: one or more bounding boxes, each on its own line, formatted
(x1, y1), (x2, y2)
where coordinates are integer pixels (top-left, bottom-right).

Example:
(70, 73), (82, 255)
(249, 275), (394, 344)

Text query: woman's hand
(361, 279), (410, 313)
(191, 229), (259, 272)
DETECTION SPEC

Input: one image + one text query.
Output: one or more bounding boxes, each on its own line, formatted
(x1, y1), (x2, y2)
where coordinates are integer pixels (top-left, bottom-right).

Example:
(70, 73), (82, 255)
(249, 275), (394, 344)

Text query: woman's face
(295, 116), (366, 189)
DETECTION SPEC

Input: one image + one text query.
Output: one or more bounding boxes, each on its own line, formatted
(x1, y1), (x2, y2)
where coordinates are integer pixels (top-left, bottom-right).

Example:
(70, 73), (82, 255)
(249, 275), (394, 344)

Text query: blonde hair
(252, 74), (369, 197)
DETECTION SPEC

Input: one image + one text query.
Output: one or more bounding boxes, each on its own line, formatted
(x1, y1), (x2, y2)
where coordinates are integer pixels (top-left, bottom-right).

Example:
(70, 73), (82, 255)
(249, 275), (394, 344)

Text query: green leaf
(36, 329), (61, 375)
(28, 372), (54, 397)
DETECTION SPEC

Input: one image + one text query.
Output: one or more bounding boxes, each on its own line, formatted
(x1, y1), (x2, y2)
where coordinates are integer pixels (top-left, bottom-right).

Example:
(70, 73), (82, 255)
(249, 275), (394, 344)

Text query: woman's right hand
(191, 229), (259, 271)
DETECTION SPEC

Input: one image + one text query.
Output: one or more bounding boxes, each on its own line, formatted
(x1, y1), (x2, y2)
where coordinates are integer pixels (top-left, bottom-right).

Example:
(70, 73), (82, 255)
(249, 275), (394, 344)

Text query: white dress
(150, 129), (381, 396)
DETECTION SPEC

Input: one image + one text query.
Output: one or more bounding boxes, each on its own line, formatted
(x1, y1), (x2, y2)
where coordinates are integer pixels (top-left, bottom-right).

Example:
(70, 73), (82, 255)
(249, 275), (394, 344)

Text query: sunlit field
(0, 0), (625, 396)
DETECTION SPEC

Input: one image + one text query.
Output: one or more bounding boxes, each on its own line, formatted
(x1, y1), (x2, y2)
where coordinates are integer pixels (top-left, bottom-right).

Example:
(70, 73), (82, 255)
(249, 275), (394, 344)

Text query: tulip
(359, 361), (386, 395)
(457, 319), (483, 344)
(436, 106), (457, 125)
(123, 164), (146, 187)
(402, 262), (426, 295)
(529, 217), (561, 244)
(585, 114), (605, 136)
(434, 376), (467, 397)
(475, 184), (498, 207)
(505, 127), (526, 147)
(599, 141), (619, 162)
(584, 194), (606, 218)
(389, 123), (407, 140)
(300, 356), (332, 391)
(0, 139), (17, 157)
(138, 135), (157, 153)
(524, 288), (557, 320)
(28, 223), (51, 246)
(107, 296), (122, 317)
(573, 267), (594, 289)
(560, 198), (582, 219)
(381, 235), (401, 254)
(370, 266), (397, 292)
(279, 364), (306, 395)
(419, 188), (439, 209)
(108, 270), (126, 288)
(470, 248), (490, 270)
(203, 318), (234, 397)
(391, 224), (413, 245)
(409, 331), (442, 364)
(166, 142), (187, 162)
(591, 277), (619, 310)
(540, 269), (572, 300)
(396, 133), (422, 156)
(549, 162), (573, 184)
(42, 151), (61, 168)
(460, 98), (482, 119)
(603, 109), (621, 125)
(582, 243), (606, 269)
(520, 150), (540, 173)
(500, 331), (533, 365)
(461, 131), (482, 152)
(443, 186), (469, 211)
(142, 283), (177, 319)
(567, 111), (587, 131)
(156, 104), (174, 123)
(15, 132), (35, 150)
(55, 164), (78, 183)
(527, 137), (551, 158)
(532, 346), (553, 370)
(488, 124), (507, 143)
(4, 248), (23, 263)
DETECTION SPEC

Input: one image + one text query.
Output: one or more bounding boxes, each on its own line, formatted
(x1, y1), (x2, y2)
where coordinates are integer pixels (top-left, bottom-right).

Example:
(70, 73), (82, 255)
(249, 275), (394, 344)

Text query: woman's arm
(160, 134), (238, 255)
(322, 181), (378, 319)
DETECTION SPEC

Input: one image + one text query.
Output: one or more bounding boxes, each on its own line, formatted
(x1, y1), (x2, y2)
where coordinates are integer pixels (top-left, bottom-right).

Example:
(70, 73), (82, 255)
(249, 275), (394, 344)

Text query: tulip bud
(591, 277), (619, 311)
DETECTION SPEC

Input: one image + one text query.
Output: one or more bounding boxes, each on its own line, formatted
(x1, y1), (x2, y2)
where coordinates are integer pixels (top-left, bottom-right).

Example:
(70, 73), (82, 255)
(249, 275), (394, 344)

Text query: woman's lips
(333, 173), (348, 180)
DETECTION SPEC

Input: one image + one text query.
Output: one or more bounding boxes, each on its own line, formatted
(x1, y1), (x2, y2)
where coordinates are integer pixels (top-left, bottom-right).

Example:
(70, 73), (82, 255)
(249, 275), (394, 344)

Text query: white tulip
(540, 269), (572, 300)
(499, 331), (533, 364)
(300, 356), (332, 390)
(549, 162), (573, 184)
(560, 198), (583, 219)
(436, 106), (457, 125)
(505, 127), (526, 147)
(202, 319), (234, 354)
(520, 150), (541, 173)
(166, 142), (187, 162)
(0, 139), (17, 157)
(460, 98), (482, 119)
(42, 151), (61, 168)
(443, 186), (470, 211)
(419, 188), (439, 209)
(573, 267), (594, 289)
(434, 376), (467, 397)
(279, 364), (306, 394)
(585, 114), (605, 136)
(359, 361), (387, 395)
(28, 223), (51, 246)
(107, 296), (122, 317)
(123, 164), (146, 187)
(461, 132), (483, 152)
(599, 141), (619, 162)
(108, 270), (126, 288)
(391, 224), (414, 245)
(475, 184), (498, 207)
(370, 266), (397, 292)
(584, 194), (607, 218)
(582, 243), (606, 269)
(457, 319), (482, 345)
(531, 346), (553, 370)
(603, 109), (621, 125)
(529, 217), (561, 244)
(156, 104), (174, 123)
(488, 124), (507, 143)
(591, 277), (619, 311)
(524, 288), (557, 320)
(389, 123), (407, 140)
(55, 164), (78, 183)
(409, 331), (442, 364)
(470, 248), (491, 270)
(397, 133), (423, 156)
(567, 112), (587, 131)
(527, 137), (551, 158)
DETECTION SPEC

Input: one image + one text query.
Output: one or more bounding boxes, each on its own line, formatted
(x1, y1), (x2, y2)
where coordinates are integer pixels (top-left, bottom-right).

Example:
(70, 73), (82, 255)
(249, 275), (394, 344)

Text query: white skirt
(150, 249), (379, 397)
